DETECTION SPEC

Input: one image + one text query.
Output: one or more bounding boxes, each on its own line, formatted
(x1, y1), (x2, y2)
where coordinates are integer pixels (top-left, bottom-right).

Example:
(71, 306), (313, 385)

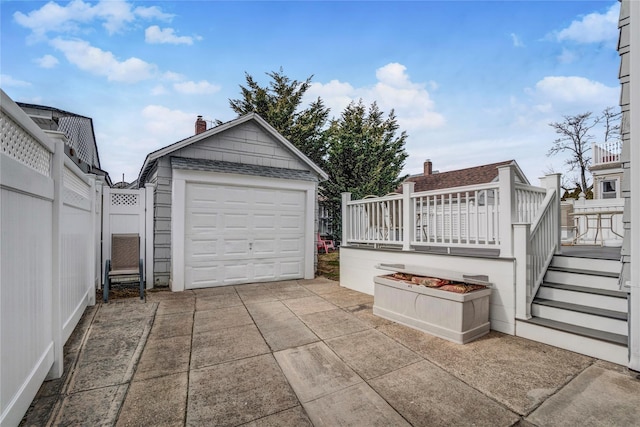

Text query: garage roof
(137, 113), (328, 186)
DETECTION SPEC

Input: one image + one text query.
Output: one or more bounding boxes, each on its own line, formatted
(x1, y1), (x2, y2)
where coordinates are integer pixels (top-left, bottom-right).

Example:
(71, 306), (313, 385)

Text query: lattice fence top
(57, 115), (98, 167)
(111, 192), (139, 206)
(0, 111), (51, 176)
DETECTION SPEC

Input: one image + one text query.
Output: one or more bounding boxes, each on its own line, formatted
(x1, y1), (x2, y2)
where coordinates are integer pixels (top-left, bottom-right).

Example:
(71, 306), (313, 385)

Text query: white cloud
(13, 0), (173, 38)
(141, 105), (195, 139)
(527, 76), (618, 108)
(35, 54), (59, 68)
(555, 2), (620, 44)
(134, 6), (174, 21)
(145, 26), (196, 45)
(305, 63), (445, 133)
(50, 38), (157, 83)
(0, 74), (31, 87)
(162, 71), (185, 81)
(173, 80), (221, 94)
(510, 33), (524, 48)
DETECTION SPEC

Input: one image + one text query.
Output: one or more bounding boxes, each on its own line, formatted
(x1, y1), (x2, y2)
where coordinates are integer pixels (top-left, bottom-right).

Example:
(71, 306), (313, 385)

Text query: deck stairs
(516, 252), (628, 365)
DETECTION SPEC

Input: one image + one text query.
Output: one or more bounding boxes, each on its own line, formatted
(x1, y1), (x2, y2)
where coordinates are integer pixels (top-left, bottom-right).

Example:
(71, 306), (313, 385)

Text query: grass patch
(317, 250), (340, 281)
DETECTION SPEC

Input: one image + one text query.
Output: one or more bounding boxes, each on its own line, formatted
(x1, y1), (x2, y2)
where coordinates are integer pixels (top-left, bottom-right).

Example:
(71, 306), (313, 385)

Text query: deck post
(341, 192), (351, 248)
(402, 182), (415, 251)
(540, 173), (562, 254)
(498, 165), (516, 257)
(514, 223), (531, 319)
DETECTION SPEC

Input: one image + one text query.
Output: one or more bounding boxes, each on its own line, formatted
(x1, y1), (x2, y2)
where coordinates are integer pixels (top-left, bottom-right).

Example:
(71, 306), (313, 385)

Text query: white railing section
(592, 141), (622, 166)
(411, 183), (499, 247)
(344, 193), (404, 245)
(515, 174), (561, 320)
(515, 183), (546, 223)
(342, 165), (552, 258)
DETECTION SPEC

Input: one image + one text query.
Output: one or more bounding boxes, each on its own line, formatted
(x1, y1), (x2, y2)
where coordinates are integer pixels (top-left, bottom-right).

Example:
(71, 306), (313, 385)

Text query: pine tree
(322, 100), (408, 237)
(228, 69), (329, 168)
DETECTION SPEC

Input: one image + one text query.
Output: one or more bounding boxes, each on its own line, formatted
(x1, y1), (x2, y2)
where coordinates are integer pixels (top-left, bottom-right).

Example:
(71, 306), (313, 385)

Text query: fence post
(145, 183), (155, 288)
(541, 173), (562, 253)
(102, 186), (111, 288)
(87, 174), (97, 306)
(402, 182), (415, 251)
(514, 223), (531, 320)
(341, 192), (351, 247)
(47, 138), (64, 380)
(498, 165), (516, 257)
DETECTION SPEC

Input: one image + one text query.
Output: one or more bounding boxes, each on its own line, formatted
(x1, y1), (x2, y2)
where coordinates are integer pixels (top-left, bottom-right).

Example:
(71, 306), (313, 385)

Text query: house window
(601, 179), (617, 199)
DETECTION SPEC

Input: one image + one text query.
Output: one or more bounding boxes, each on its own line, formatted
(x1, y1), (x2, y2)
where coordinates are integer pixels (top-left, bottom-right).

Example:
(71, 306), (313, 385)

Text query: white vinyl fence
(1, 90), (102, 427)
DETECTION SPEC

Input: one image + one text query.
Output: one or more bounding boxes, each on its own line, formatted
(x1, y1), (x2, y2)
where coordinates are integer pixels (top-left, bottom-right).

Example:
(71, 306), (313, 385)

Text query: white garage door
(184, 182), (306, 289)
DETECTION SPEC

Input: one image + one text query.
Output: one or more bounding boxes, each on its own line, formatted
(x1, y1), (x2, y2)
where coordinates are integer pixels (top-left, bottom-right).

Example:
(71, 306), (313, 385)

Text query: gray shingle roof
(171, 157), (318, 182)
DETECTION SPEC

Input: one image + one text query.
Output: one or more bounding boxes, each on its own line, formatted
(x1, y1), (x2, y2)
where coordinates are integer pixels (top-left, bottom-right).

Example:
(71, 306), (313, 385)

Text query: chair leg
(139, 259), (145, 301)
(103, 260), (110, 303)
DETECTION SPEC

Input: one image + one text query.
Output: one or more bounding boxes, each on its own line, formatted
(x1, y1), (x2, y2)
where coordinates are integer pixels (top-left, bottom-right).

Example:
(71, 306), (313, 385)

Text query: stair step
(546, 265), (619, 278)
(551, 254), (620, 274)
(533, 298), (627, 320)
(538, 283), (628, 312)
(541, 282), (628, 298)
(532, 299), (628, 335)
(523, 317), (628, 346)
(516, 319), (628, 365)
(544, 269), (620, 290)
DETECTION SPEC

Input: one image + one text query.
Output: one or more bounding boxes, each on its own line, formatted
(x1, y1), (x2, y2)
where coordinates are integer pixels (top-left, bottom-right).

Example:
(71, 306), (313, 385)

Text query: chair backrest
(111, 234), (140, 270)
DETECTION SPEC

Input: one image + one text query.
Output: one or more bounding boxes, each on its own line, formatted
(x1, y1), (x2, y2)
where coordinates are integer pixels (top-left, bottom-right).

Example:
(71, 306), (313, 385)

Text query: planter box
(373, 274), (491, 344)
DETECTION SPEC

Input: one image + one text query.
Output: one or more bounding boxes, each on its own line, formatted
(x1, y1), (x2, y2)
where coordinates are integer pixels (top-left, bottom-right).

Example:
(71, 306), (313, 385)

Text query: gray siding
(619, 0), (631, 287)
(150, 120), (320, 287)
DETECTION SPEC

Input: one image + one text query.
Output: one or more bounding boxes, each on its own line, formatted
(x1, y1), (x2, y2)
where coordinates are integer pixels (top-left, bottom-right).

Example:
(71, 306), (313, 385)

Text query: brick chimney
(195, 115), (206, 135)
(424, 159), (433, 176)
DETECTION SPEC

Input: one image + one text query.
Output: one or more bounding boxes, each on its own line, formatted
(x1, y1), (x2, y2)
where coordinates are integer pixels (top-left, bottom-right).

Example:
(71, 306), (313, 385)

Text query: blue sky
(1, 0), (622, 185)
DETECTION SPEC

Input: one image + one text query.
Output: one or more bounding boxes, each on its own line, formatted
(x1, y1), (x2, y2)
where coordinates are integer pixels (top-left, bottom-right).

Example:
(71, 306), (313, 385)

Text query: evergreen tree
(322, 100), (409, 237)
(228, 69), (329, 168)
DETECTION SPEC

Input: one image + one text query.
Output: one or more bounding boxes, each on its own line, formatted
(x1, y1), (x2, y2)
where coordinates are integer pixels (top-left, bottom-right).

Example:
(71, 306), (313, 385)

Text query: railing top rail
(346, 193), (403, 205)
(529, 189), (556, 232)
(63, 155), (92, 186)
(1, 89), (54, 154)
(410, 182), (499, 198)
(514, 183), (546, 193)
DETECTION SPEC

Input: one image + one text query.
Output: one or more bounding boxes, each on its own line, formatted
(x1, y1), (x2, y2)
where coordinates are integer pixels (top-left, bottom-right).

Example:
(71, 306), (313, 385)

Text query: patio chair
(317, 233), (336, 253)
(103, 233), (144, 302)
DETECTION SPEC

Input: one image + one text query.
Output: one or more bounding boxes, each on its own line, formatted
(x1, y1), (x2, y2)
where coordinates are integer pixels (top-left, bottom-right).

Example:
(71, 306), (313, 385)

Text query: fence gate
(102, 186), (153, 288)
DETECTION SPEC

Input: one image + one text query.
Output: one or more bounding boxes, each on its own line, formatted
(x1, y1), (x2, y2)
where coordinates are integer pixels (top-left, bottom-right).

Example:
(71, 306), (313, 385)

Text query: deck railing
(342, 167), (561, 322)
(515, 175), (560, 319)
(342, 165), (554, 256)
(592, 141), (622, 166)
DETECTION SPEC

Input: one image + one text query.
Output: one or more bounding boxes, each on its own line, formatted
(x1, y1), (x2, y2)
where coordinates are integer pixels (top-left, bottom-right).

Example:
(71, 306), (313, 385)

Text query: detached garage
(138, 113), (327, 291)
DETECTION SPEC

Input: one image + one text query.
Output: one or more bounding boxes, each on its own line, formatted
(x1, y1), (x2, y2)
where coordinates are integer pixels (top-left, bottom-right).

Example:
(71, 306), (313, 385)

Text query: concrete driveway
(21, 278), (640, 426)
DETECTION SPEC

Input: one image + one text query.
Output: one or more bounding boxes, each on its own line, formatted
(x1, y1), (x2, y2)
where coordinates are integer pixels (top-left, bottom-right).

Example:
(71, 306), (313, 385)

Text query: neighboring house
(17, 102), (112, 185)
(137, 113), (328, 291)
(590, 141), (623, 200)
(399, 159), (529, 192)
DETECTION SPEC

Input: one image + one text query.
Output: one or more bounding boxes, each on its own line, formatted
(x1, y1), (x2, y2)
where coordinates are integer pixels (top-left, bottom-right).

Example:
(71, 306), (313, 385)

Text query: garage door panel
(186, 238), (219, 261)
(184, 182), (306, 289)
(253, 239), (276, 256)
(222, 213), (250, 230)
(279, 214), (304, 231)
(187, 212), (219, 231)
(186, 265), (223, 288)
(279, 237), (304, 254)
(223, 263), (252, 283)
(223, 239), (251, 257)
(254, 214), (277, 231)
(280, 259), (304, 277)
